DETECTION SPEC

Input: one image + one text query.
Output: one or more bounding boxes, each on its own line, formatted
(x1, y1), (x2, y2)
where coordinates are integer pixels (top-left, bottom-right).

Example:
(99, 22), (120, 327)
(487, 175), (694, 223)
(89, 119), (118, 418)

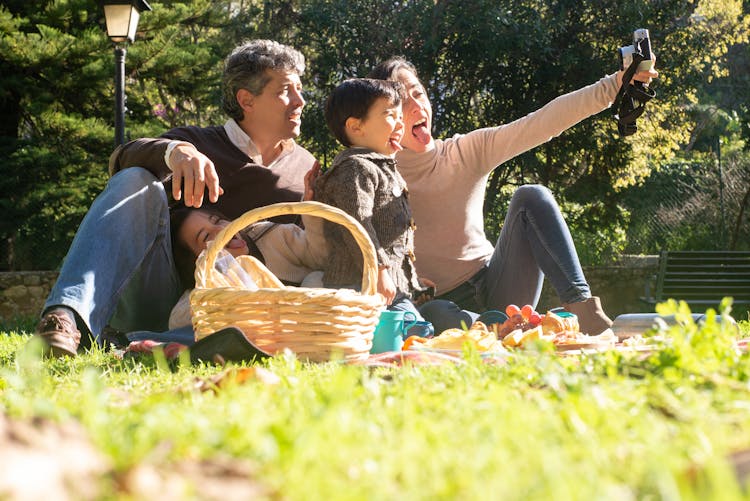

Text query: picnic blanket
(120, 327), (506, 366)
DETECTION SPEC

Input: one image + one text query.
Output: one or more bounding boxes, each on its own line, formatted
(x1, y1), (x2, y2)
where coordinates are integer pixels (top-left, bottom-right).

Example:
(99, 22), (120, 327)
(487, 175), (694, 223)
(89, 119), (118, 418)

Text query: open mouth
(411, 118), (430, 145)
(289, 109), (302, 125)
(225, 235), (246, 250)
(389, 134), (404, 151)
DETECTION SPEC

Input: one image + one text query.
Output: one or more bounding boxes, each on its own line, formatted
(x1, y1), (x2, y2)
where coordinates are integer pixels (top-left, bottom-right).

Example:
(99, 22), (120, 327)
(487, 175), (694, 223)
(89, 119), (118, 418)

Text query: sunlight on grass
(1, 301), (750, 499)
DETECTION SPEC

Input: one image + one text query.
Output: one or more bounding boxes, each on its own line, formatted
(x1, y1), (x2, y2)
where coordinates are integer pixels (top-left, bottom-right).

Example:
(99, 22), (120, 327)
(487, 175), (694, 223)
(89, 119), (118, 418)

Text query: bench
(641, 250), (750, 308)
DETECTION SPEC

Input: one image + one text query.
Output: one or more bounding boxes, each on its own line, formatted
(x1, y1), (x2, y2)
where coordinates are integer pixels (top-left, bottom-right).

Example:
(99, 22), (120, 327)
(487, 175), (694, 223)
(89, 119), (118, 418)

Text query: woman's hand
(413, 276), (435, 306)
(418, 277), (435, 289)
(616, 54), (659, 88)
(377, 267), (396, 305)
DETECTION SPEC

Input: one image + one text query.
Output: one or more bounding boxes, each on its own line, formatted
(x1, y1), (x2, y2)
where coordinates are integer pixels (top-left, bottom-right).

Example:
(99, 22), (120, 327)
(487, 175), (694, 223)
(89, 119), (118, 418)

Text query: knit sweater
(108, 125), (315, 223)
(314, 148), (422, 297)
(395, 73), (621, 294)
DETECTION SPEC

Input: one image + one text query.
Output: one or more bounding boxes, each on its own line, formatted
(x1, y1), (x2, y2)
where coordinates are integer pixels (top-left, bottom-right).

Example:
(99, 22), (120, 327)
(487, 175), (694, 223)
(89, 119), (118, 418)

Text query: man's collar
(223, 119), (295, 167)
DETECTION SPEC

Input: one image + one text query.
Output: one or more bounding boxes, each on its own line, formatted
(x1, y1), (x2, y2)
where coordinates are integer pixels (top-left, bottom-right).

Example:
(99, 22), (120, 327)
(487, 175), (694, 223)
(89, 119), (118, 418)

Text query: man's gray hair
(222, 40), (306, 121)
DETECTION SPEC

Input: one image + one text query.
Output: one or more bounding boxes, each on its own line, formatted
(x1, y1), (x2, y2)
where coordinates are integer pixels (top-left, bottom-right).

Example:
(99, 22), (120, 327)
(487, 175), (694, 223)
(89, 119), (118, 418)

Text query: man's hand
(303, 161), (322, 201)
(377, 267), (396, 305)
(169, 143), (223, 207)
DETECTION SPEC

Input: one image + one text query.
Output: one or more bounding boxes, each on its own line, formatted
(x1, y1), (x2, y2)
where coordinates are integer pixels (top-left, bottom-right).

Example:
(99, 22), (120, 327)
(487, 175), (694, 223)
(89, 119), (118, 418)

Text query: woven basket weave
(190, 201), (386, 362)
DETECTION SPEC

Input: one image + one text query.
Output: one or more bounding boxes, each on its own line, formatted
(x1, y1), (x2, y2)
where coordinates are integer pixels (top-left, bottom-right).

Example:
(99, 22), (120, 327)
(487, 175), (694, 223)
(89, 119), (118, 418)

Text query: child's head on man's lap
(325, 78), (404, 155)
(170, 206), (249, 288)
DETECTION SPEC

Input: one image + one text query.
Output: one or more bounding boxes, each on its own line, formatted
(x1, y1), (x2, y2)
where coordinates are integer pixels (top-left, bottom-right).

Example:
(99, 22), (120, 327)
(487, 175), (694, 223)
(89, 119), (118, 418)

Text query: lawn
(1, 302), (750, 500)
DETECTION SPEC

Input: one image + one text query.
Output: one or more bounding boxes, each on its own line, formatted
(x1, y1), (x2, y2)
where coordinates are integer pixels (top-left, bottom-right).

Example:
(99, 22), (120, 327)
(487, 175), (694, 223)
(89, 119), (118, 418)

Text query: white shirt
(164, 118), (296, 170)
(222, 119), (296, 168)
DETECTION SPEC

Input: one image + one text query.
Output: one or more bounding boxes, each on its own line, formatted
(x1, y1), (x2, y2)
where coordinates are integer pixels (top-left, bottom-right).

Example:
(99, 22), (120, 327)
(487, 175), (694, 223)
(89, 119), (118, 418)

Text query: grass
(2, 302), (750, 500)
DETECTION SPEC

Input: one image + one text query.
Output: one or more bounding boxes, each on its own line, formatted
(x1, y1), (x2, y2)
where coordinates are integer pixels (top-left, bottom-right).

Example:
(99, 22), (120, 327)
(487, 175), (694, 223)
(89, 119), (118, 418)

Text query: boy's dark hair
(325, 78), (403, 147)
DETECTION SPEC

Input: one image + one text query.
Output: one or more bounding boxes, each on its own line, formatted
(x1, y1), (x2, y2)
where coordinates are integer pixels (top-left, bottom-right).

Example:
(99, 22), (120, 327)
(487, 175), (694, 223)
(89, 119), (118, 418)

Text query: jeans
(387, 294), (425, 321)
(44, 168), (184, 345)
(421, 185), (591, 332)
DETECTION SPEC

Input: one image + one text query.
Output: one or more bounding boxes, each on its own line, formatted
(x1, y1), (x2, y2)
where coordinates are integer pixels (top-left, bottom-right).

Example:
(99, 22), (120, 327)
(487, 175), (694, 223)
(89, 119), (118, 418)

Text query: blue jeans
(387, 294), (425, 321)
(421, 185), (591, 332)
(44, 168), (184, 345)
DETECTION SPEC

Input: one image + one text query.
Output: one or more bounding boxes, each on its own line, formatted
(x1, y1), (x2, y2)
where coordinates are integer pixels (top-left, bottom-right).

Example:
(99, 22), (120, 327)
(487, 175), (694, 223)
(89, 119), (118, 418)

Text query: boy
(314, 78), (428, 317)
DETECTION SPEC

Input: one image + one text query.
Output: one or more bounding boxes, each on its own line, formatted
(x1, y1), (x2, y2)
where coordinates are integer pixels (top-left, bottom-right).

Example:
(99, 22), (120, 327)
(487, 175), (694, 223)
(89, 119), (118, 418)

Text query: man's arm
(108, 138), (172, 179)
(108, 138), (222, 207)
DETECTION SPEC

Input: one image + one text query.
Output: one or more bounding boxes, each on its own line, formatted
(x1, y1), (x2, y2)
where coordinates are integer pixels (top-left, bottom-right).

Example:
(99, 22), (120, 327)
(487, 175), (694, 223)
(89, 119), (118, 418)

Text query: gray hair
(221, 40), (306, 121)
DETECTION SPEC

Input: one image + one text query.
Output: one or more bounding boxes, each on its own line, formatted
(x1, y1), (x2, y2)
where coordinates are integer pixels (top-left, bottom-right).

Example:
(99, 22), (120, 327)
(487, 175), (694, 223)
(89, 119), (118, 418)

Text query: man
(33, 39), (317, 356)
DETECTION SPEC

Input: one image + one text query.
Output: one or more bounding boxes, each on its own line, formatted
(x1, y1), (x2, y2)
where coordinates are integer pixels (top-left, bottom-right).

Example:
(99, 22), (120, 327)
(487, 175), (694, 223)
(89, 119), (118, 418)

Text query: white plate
(555, 342), (615, 352)
(406, 346), (508, 358)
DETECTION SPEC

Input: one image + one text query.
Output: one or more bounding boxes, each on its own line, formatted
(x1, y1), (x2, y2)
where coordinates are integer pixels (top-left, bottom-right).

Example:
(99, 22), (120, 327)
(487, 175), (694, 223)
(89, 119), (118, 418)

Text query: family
(33, 39), (658, 357)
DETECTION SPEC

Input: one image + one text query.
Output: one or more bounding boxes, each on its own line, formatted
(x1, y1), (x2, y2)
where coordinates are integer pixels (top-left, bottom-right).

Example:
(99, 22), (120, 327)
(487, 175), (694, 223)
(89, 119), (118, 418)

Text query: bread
(541, 311), (579, 335)
(502, 325), (542, 348)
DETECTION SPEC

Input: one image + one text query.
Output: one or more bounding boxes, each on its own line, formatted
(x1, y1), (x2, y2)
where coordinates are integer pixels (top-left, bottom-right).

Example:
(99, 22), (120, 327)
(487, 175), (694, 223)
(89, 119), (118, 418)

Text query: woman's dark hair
(324, 78), (403, 147)
(368, 57), (420, 83)
(169, 205), (230, 290)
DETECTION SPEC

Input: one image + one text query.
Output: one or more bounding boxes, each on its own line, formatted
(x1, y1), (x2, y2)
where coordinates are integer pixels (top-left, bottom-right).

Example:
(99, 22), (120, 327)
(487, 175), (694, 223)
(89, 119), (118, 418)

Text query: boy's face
(178, 211), (248, 259)
(349, 97), (404, 156)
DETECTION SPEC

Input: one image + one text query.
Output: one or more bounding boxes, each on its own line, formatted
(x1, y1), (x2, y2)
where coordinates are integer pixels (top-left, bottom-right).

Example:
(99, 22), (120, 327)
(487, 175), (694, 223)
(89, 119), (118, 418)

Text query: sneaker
(34, 310), (81, 357)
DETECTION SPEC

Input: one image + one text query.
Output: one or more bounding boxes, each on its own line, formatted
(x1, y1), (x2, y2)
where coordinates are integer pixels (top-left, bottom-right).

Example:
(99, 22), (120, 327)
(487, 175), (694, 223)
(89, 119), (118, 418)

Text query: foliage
(0, 0), (233, 270)
(622, 147), (750, 253)
(1, 304), (750, 499)
(1, 0), (749, 269)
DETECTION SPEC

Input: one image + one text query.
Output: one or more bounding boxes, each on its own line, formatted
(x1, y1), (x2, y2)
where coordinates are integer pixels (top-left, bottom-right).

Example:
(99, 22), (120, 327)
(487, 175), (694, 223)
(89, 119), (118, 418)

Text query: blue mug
(371, 310), (418, 353)
(406, 320), (435, 339)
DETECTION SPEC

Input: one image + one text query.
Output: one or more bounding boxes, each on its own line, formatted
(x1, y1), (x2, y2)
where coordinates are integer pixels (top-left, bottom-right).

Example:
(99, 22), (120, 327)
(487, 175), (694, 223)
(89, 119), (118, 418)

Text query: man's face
(249, 69), (305, 141)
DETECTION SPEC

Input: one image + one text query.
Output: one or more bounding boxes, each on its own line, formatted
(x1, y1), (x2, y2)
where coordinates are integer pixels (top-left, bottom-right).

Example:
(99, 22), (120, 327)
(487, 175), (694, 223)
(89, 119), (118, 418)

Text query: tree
(0, 0), (235, 269)
(292, 0), (748, 261)
(1, 0), (747, 269)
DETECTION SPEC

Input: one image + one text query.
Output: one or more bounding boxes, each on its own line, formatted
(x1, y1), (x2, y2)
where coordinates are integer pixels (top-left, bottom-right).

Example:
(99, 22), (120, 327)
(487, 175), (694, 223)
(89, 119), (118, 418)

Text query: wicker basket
(190, 201), (386, 362)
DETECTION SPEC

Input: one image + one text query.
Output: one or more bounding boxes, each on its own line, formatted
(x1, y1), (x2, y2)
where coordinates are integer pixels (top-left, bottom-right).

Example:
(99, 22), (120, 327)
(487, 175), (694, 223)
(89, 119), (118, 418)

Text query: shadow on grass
(1, 314), (37, 334)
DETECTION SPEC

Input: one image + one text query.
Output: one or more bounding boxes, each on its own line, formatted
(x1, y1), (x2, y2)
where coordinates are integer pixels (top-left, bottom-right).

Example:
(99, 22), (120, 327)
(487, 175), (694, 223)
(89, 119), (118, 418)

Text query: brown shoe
(34, 310), (81, 357)
(562, 296), (613, 336)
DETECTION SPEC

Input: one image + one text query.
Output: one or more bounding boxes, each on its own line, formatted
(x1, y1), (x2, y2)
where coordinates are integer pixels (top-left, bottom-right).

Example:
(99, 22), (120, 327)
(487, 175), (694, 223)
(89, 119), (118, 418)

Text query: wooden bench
(641, 250), (750, 308)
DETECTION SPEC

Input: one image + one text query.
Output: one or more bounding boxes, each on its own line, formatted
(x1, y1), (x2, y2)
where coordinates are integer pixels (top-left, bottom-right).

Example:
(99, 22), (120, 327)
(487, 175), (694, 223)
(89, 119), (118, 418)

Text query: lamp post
(103, 0), (152, 146)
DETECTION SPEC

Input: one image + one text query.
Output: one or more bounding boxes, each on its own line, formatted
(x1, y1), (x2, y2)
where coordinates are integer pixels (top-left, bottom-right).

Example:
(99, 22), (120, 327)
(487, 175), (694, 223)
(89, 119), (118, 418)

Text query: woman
(368, 57), (658, 335)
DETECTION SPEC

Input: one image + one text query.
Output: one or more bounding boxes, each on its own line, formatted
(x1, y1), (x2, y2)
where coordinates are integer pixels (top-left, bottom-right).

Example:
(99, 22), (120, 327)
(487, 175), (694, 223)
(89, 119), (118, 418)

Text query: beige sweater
(395, 73), (620, 294)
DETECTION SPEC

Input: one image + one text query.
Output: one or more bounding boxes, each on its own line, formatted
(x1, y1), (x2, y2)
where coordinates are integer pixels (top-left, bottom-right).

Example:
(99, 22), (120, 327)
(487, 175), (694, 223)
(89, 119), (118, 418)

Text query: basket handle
(196, 201), (379, 296)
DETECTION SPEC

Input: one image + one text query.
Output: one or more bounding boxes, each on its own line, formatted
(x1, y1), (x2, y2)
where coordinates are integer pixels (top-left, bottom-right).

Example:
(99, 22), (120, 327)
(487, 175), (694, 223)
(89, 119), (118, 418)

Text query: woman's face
(178, 211), (248, 259)
(395, 68), (433, 152)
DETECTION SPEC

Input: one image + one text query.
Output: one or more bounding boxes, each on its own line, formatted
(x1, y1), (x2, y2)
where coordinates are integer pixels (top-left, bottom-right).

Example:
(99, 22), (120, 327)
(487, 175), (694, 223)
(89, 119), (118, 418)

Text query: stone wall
(538, 255), (659, 317)
(0, 256), (659, 325)
(0, 271), (58, 323)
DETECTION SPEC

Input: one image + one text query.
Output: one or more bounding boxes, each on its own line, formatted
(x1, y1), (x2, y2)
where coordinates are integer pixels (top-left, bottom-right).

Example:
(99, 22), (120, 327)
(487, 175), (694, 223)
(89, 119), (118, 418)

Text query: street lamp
(103, 0), (152, 146)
